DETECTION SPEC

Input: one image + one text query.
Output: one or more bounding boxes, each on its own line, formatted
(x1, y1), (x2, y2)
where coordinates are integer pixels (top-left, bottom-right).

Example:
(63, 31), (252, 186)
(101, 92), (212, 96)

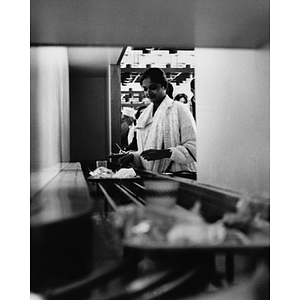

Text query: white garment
(127, 124), (136, 145)
(131, 95), (197, 173)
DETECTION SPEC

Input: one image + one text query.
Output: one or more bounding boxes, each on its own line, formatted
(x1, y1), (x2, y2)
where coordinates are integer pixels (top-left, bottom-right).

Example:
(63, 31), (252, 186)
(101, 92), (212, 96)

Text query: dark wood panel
(70, 77), (109, 161)
(30, 163), (95, 292)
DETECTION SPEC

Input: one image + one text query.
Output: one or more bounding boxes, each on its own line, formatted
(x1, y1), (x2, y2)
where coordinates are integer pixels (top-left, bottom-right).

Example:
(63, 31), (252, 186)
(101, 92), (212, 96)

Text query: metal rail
(97, 183), (118, 211)
(114, 183), (145, 207)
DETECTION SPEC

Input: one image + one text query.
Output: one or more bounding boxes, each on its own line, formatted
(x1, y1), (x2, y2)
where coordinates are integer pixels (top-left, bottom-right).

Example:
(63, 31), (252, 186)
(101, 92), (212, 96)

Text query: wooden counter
(30, 162), (95, 293)
(31, 162), (94, 226)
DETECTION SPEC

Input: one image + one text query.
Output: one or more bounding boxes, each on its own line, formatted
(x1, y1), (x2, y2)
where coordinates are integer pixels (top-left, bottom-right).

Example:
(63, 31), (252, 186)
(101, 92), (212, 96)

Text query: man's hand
(141, 149), (171, 161)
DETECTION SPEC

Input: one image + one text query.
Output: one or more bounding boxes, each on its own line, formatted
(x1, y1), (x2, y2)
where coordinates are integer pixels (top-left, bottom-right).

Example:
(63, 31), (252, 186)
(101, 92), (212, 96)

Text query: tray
(117, 204), (270, 256)
(87, 175), (142, 183)
(123, 238), (269, 255)
(106, 153), (127, 158)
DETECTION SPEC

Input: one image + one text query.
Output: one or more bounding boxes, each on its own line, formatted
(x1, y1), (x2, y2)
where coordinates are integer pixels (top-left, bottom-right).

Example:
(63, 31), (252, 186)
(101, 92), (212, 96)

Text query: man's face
(141, 77), (166, 103)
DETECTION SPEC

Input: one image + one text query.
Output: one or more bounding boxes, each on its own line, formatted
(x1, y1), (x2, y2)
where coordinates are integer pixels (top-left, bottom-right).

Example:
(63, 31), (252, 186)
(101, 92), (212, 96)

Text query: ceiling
(68, 46), (195, 87)
(121, 47), (195, 69)
(31, 0), (269, 48)
(120, 47), (195, 86)
(36, 0), (269, 79)
(68, 47), (124, 77)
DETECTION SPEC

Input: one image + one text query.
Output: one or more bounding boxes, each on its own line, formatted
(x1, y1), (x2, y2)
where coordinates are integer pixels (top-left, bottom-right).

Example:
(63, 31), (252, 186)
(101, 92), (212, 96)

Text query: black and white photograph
(2, 0), (297, 299)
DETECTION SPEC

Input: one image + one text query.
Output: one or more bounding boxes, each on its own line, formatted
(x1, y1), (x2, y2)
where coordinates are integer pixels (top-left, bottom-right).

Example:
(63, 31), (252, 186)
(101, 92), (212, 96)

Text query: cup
(144, 179), (179, 209)
(96, 160), (108, 168)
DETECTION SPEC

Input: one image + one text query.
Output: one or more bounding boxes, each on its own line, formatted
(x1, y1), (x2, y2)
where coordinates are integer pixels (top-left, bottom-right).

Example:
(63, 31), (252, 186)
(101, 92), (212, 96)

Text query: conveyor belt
(87, 171), (269, 294)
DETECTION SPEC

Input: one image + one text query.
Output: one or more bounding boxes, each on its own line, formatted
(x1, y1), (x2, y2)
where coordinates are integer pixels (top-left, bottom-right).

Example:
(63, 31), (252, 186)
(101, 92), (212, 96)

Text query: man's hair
(166, 82), (174, 98)
(140, 68), (168, 89)
(190, 78), (195, 89)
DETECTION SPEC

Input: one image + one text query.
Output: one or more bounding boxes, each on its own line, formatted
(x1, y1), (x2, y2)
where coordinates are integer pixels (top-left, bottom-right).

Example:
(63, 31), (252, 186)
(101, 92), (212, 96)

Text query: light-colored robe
(131, 95), (197, 173)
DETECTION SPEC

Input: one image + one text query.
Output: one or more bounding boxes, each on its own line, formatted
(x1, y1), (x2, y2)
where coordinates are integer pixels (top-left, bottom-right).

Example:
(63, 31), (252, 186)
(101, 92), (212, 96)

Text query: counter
(30, 163), (269, 300)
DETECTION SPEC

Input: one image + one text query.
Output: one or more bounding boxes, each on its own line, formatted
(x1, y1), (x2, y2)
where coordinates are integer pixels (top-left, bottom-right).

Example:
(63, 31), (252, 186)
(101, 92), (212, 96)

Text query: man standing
(119, 68), (197, 174)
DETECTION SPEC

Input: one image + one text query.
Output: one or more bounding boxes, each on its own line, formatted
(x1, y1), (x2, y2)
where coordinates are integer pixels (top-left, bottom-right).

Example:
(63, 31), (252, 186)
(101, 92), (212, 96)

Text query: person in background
(119, 67), (197, 174)
(120, 107), (135, 149)
(142, 97), (151, 106)
(174, 93), (189, 104)
(125, 105), (148, 151)
(190, 78), (196, 120)
(166, 82), (174, 98)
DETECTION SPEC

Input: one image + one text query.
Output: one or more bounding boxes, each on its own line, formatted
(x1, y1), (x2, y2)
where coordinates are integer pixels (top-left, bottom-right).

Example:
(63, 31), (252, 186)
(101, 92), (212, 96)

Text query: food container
(144, 179), (180, 209)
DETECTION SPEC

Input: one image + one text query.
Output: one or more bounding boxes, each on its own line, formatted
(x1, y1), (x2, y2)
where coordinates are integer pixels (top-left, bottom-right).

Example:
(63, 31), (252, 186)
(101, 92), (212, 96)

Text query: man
(119, 68), (197, 174)
(166, 82), (174, 98)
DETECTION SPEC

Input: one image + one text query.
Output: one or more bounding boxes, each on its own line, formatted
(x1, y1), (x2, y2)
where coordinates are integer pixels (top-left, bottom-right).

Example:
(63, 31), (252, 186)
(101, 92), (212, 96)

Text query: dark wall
(70, 77), (108, 161)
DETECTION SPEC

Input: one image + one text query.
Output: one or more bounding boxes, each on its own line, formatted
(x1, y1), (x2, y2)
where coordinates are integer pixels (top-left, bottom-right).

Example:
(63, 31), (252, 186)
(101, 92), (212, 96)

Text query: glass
(144, 179), (179, 209)
(96, 160), (108, 168)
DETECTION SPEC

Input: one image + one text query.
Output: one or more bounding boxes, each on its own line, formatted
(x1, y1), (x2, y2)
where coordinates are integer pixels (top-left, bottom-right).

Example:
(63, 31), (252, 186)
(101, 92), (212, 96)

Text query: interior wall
(70, 77), (108, 161)
(109, 65), (122, 154)
(195, 45), (270, 196)
(30, 47), (70, 196)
